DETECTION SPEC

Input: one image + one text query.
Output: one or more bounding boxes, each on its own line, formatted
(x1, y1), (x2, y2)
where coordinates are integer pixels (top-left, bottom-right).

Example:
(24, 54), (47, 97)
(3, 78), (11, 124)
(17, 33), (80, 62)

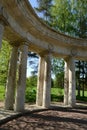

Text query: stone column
(0, 23), (4, 49)
(68, 56), (76, 107)
(42, 53), (51, 108)
(15, 44), (28, 112)
(64, 59), (69, 106)
(5, 46), (18, 110)
(36, 56), (45, 106)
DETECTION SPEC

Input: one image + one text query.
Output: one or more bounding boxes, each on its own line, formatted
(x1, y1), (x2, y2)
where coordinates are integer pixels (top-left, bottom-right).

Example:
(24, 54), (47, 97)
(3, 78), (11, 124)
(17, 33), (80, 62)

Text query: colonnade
(0, 20), (76, 112)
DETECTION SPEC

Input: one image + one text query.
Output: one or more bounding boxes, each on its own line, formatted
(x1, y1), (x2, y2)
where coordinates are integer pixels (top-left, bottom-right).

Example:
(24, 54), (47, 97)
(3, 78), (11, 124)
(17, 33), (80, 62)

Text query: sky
(29, 0), (38, 8)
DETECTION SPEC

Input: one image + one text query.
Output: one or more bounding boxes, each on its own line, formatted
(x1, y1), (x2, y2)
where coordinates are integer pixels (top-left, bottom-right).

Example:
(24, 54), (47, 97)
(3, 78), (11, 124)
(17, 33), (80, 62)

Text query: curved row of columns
(0, 20), (76, 112)
(37, 55), (76, 108)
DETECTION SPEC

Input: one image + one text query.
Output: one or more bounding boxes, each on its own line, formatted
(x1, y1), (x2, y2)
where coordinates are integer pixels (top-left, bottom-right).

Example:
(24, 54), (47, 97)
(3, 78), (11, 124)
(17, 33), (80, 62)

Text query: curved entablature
(0, 0), (87, 60)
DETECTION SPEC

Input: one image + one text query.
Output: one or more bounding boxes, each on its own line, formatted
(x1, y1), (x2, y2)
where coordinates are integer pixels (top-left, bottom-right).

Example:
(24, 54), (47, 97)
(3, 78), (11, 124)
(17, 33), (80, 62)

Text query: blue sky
(29, 0), (38, 8)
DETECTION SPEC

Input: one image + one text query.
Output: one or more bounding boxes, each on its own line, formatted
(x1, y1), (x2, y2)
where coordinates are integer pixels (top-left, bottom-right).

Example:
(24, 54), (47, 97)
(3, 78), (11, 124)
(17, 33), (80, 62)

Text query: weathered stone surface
(68, 56), (76, 107)
(64, 59), (69, 106)
(36, 53), (52, 108)
(14, 44), (28, 112)
(0, 0), (87, 59)
(36, 56), (45, 106)
(42, 53), (52, 108)
(5, 46), (18, 110)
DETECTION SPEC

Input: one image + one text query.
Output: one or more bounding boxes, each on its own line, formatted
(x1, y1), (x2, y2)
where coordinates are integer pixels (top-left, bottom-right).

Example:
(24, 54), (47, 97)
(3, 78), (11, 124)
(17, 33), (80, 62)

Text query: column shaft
(68, 57), (76, 107)
(64, 59), (69, 105)
(43, 54), (51, 108)
(36, 56), (45, 106)
(15, 44), (28, 112)
(0, 23), (4, 49)
(5, 46), (18, 110)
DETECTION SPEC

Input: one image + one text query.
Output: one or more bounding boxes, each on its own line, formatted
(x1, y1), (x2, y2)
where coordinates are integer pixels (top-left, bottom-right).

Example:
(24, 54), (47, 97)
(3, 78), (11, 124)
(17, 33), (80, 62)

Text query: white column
(64, 59), (69, 106)
(43, 53), (51, 108)
(15, 44), (28, 112)
(68, 56), (76, 107)
(5, 46), (18, 110)
(0, 23), (4, 49)
(36, 56), (45, 106)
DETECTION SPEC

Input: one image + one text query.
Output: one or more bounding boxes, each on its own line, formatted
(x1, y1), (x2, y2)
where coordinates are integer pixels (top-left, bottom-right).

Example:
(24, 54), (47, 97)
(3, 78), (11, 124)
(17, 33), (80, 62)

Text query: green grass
(0, 85), (87, 103)
(0, 85), (5, 101)
(51, 87), (64, 102)
(76, 90), (87, 97)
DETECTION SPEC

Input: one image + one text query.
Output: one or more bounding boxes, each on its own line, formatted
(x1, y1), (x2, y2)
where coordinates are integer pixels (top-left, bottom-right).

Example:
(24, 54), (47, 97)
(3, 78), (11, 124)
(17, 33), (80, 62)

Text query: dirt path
(0, 105), (87, 130)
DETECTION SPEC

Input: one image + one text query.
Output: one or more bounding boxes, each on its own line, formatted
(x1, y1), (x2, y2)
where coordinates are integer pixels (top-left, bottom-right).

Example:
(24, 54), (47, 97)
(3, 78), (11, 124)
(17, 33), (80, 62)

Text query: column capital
(10, 40), (29, 48)
(39, 50), (52, 58)
(48, 43), (54, 53)
(70, 47), (78, 57)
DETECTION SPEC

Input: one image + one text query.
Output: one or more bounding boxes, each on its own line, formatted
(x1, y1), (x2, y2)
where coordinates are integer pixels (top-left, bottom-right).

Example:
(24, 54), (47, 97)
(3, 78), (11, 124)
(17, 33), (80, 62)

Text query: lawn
(0, 85), (87, 102)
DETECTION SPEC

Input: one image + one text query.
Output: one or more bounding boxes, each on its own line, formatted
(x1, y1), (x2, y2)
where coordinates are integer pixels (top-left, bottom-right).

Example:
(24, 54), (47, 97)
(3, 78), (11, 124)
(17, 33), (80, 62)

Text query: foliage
(0, 85), (5, 101)
(26, 75), (37, 88)
(25, 75), (37, 102)
(0, 41), (12, 85)
(50, 0), (87, 38)
(51, 58), (64, 77)
(25, 87), (36, 103)
(0, 84), (87, 102)
(36, 0), (53, 22)
(54, 72), (64, 88)
(51, 58), (64, 88)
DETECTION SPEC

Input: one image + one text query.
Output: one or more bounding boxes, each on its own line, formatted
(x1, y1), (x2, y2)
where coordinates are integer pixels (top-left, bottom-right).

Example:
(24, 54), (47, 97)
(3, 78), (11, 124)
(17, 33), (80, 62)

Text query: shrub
(25, 75), (37, 103)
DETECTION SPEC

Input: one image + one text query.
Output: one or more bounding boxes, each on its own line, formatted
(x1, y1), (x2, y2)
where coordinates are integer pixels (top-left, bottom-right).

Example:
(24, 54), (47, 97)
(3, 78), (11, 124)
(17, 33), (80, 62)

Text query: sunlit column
(5, 46), (18, 110)
(64, 59), (69, 106)
(68, 56), (76, 107)
(42, 53), (52, 108)
(36, 56), (45, 106)
(15, 44), (28, 112)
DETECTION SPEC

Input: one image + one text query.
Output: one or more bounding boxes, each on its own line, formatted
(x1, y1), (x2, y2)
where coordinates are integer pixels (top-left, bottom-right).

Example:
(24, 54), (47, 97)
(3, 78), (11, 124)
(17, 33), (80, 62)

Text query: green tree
(25, 75), (37, 102)
(51, 58), (64, 77)
(51, 58), (64, 87)
(36, 0), (53, 22)
(0, 41), (12, 85)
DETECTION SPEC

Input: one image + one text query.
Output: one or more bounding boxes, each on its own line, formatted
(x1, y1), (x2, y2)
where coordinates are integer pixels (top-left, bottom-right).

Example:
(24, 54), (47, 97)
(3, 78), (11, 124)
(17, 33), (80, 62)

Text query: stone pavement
(0, 102), (87, 126)
(0, 103), (47, 125)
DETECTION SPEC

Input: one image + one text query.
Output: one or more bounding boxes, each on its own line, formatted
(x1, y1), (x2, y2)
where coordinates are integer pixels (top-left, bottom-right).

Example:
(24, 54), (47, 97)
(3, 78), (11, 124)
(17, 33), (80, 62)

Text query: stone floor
(0, 102), (87, 130)
(0, 102), (47, 125)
